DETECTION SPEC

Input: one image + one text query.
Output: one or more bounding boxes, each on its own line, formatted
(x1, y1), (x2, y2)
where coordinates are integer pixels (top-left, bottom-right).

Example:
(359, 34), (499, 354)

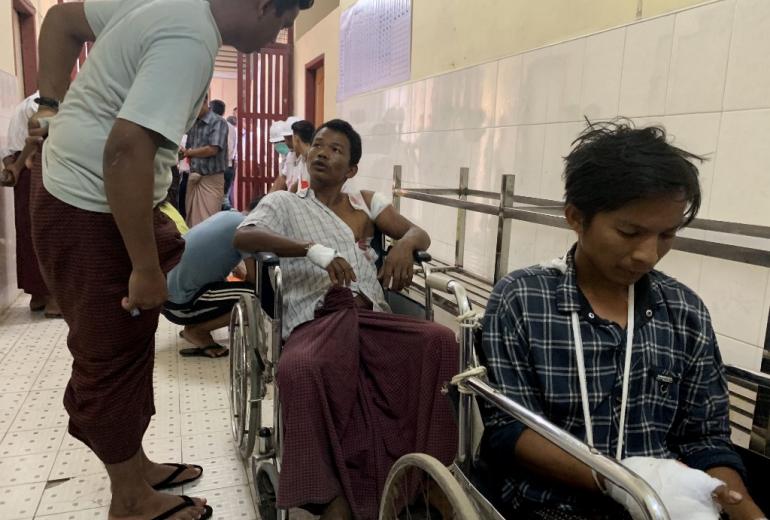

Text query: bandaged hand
(605, 457), (725, 520)
(306, 244), (338, 268)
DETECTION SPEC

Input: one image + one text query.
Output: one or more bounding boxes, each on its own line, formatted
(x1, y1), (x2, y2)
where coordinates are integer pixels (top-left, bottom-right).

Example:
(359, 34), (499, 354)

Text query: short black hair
(210, 99), (226, 116)
(248, 195), (264, 212)
(291, 120), (315, 145)
(313, 119), (362, 167)
(274, 0), (314, 15)
(563, 119), (703, 227)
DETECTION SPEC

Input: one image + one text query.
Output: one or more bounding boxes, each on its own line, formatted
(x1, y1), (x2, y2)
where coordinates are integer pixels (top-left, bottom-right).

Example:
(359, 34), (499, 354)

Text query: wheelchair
(228, 232), (459, 520)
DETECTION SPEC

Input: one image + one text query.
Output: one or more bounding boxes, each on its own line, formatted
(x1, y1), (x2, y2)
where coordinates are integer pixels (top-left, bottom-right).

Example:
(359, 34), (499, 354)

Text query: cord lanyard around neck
(571, 284), (635, 461)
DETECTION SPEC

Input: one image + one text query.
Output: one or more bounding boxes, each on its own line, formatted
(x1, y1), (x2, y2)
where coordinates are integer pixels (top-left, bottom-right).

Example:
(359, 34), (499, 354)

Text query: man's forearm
(397, 226), (430, 253)
(38, 4), (95, 101)
(233, 226), (310, 257)
(14, 139), (39, 170)
(185, 146), (219, 158)
(104, 127), (160, 271)
(707, 466), (764, 519)
(513, 428), (602, 494)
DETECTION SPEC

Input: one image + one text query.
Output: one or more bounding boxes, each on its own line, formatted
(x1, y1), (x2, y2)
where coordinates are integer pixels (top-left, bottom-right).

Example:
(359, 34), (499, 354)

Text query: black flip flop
(151, 463), (204, 490)
(152, 495), (213, 520)
(179, 344), (229, 358)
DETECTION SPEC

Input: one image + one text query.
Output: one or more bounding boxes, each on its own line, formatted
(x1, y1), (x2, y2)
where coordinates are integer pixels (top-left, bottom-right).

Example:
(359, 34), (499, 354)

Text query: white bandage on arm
(605, 457), (724, 520)
(306, 243), (338, 269)
(368, 191), (391, 220)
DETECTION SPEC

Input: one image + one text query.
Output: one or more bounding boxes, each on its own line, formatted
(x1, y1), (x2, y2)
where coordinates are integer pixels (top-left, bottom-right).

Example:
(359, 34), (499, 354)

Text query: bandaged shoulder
(368, 191), (392, 220)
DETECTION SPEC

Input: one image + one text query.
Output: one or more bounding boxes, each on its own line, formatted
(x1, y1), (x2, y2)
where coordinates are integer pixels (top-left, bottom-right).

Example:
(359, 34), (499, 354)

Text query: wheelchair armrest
(255, 252), (279, 267)
(414, 250), (432, 263)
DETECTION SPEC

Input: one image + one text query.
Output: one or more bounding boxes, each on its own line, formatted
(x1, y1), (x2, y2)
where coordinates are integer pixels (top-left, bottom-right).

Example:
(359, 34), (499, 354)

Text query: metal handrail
(405, 185), (770, 240)
(726, 364), (770, 388)
(392, 185), (770, 269)
(465, 377), (670, 520)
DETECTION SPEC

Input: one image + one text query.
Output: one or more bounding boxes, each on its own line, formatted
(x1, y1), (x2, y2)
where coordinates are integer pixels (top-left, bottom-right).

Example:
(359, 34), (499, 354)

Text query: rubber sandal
(151, 463), (204, 490)
(179, 344), (229, 358)
(152, 495), (213, 520)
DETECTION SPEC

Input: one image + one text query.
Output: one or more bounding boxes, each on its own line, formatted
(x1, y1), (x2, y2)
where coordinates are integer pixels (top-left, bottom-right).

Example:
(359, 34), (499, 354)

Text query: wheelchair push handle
(425, 272), (454, 293)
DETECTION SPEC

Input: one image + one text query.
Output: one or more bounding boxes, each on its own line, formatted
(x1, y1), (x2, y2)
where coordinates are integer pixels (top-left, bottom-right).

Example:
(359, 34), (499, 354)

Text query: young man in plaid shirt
(481, 121), (765, 520)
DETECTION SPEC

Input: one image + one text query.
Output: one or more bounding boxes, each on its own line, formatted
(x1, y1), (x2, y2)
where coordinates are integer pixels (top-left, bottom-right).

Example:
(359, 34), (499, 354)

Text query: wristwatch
(34, 96), (60, 110)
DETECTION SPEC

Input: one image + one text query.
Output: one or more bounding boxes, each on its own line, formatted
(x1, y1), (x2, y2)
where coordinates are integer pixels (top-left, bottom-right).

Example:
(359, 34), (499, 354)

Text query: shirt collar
(198, 110), (217, 125)
(556, 244), (663, 316)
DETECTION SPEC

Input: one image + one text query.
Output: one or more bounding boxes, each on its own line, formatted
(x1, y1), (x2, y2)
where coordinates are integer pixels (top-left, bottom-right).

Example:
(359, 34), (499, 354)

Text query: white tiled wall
(0, 70), (19, 314)
(340, 0), (770, 368)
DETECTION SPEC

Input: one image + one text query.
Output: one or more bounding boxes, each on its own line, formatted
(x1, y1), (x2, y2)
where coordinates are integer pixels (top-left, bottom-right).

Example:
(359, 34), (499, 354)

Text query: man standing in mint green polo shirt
(28, 0), (313, 519)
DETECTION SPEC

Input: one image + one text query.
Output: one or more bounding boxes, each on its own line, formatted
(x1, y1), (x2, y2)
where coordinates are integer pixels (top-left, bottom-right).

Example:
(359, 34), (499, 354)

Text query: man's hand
(326, 257), (357, 287)
(378, 242), (414, 291)
(28, 107), (58, 138)
(121, 266), (168, 314)
(1, 168), (17, 187)
(714, 485), (766, 520)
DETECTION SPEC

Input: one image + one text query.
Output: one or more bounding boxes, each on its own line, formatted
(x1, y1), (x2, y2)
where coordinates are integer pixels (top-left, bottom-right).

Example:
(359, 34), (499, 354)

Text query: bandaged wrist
(306, 243), (337, 268)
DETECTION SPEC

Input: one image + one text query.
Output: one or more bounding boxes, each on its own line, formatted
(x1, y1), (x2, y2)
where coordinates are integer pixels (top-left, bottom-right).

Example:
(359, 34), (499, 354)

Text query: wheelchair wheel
(229, 294), (263, 459)
(252, 460), (288, 520)
(379, 453), (479, 520)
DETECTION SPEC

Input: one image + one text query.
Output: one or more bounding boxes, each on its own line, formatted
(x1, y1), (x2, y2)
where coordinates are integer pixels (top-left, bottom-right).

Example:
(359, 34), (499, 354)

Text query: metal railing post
(392, 165), (402, 212)
(455, 168), (469, 269)
(494, 175), (515, 283)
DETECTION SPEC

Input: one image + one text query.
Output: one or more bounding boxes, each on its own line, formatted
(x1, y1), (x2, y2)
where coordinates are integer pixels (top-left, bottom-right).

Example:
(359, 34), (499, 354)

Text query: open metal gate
(235, 30), (293, 210)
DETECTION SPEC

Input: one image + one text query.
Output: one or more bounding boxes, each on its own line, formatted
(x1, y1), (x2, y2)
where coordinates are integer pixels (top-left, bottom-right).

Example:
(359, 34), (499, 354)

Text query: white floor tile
(198, 486), (257, 520)
(36, 475), (111, 516)
(0, 393), (27, 435)
(182, 408), (232, 435)
(136, 438), (179, 466)
(0, 428), (65, 457)
(0, 453), (56, 486)
(183, 455), (248, 493)
(0, 482), (46, 520)
(49, 448), (106, 480)
(35, 507), (110, 520)
(182, 431), (240, 461)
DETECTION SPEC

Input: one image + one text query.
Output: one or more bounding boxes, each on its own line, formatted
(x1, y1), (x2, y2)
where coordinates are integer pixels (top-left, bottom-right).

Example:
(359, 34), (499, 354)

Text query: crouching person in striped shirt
(162, 209), (258, 358)
(480, 120), (765, 520)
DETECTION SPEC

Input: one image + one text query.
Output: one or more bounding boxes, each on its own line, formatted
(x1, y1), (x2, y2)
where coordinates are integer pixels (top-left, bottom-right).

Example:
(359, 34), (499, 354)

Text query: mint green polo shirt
(42, 0), (222, 212)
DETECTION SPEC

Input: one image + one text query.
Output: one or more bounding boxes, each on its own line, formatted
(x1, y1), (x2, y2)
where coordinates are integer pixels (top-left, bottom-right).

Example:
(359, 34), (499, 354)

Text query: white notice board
(338, 0), (412, 101)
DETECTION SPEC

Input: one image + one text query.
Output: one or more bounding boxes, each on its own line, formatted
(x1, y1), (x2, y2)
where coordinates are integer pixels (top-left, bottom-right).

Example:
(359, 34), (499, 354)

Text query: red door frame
(304, 54), (324, 126)
(235, 31), (294, 209)
(12, 0), (37, 97)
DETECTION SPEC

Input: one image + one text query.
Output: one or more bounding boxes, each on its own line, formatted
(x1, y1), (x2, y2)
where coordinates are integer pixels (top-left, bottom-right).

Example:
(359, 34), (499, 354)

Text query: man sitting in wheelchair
(480, 121), (765, 520)
(234, 119), (458, 520)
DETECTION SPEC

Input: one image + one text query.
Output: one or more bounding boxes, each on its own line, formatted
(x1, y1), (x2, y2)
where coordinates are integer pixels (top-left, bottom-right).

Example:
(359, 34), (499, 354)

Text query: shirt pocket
(646, 365), (682, 433)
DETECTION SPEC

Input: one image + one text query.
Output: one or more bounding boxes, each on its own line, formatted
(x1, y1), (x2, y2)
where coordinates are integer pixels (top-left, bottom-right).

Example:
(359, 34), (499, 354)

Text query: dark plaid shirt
(185, 110), (229, 175)
(480, 246), (744, 513)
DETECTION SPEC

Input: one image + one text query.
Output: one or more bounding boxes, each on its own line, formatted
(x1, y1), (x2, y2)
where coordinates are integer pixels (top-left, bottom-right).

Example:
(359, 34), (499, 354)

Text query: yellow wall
(293, 0), (715, 113)
(209, 75), (238, 118)
(1, 0), (58, 76)
(0, 0), (16, 74)
(293, 7), (341, 121)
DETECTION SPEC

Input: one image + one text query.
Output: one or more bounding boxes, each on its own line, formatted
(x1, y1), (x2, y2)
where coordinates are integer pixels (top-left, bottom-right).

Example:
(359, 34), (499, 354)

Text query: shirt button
(645, 309), (653, 318)
(588, 312), (595, 319)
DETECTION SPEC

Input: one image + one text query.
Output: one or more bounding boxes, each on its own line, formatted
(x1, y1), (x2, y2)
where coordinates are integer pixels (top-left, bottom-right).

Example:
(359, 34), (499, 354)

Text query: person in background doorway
(181, 93), (229, 226)
(224, 114), (238, 209)
(0, 92), (61, 318)
(269, 117), (313, 193)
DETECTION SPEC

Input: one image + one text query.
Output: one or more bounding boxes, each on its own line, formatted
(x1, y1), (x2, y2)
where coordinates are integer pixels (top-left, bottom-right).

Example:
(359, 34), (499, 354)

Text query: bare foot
(109, 490), (209, 520)
(144, 461), (202, 489)
(320, 496), (352, 520)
